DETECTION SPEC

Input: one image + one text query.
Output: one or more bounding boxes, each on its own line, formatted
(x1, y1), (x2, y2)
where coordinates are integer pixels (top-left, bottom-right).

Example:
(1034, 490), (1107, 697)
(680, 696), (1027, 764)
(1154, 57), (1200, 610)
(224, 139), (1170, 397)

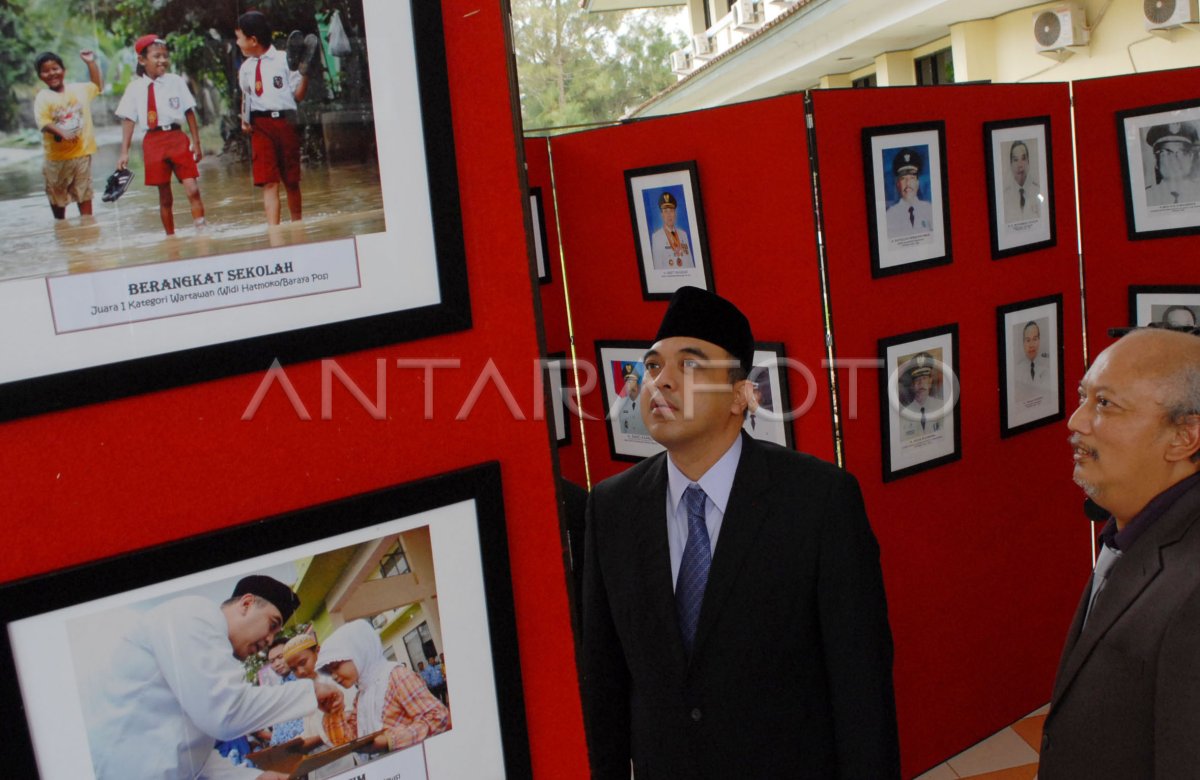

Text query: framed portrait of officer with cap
(595, 340), (666, 460)
(862, 122), (952, 278)
(878, 324), (961, 481)
(1118, 99), (1200, 239)
(984, 117), (1056, 259)
(624, 161), (714, 300)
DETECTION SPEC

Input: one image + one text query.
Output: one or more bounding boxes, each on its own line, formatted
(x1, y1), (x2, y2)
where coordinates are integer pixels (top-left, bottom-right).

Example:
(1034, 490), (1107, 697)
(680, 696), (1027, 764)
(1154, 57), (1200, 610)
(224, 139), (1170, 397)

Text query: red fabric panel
(549, 94), (834, 485)
(0, 3), (587, 777)
(813, 83), (1087, 777)
(1073, 66), (1200, 355)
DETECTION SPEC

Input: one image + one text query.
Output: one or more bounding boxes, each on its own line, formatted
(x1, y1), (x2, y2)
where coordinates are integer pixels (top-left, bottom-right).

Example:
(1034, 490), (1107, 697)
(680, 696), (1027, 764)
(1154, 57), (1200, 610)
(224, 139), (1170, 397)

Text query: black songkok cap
(232, 575), (301, 623)
(654, 286), (754, 375)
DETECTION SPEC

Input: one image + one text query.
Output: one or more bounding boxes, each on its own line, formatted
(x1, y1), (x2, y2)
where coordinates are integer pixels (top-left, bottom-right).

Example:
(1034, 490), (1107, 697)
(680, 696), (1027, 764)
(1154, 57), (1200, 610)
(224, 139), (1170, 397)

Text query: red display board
(813, 83), (1087, 776)
(548, 94), (835, 484)
(1074, 66), (1200, 356)
(0, 3), (586, 777)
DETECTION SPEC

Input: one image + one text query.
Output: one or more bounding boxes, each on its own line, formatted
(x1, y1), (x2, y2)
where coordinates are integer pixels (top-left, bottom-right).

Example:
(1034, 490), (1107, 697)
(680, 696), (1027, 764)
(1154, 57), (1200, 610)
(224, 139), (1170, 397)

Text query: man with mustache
(582, 286), (899, 778)
(884, 147), (934, 237)
(1040, 328), (1200, 778)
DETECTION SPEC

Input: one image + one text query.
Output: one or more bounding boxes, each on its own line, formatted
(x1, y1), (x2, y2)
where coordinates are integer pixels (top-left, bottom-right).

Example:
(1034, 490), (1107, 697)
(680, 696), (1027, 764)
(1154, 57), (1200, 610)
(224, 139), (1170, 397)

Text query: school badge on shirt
(169, 97), (180, 109)
(273, 75), (284, 89)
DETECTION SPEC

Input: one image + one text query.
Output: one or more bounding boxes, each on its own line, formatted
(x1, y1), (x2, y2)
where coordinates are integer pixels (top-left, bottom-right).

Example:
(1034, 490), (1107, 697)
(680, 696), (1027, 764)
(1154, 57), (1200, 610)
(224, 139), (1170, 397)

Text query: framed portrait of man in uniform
(742, 344), (797, 450)
(878, 324), (960, 481)
(862, 122), (952, 278)
(624, 161), (714, 300)
(1117, 99), (1200, 240)
(1128, 284), (1200, 328)
(997, 294), (1064, 437)
(984, 116), (1056, 259)
(595, 340), (665, 461)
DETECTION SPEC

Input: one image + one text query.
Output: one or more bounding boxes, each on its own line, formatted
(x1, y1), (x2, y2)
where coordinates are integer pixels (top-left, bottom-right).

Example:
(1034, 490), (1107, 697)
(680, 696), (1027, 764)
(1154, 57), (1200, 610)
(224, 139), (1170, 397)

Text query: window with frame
(852, 73), (877, 88)
(914, 49), (954, 86)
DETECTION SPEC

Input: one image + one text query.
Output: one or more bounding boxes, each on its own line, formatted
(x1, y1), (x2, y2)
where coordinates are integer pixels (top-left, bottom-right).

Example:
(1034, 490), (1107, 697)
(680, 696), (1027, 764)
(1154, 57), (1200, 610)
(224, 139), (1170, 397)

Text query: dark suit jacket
(581, 433), (899, 779)
(1040, 476), (1200, 779)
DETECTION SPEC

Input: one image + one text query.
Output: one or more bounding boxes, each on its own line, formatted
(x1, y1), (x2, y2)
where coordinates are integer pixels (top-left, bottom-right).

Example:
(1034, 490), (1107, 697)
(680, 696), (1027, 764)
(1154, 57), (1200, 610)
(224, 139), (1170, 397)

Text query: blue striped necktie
(677, 484), (711, 654)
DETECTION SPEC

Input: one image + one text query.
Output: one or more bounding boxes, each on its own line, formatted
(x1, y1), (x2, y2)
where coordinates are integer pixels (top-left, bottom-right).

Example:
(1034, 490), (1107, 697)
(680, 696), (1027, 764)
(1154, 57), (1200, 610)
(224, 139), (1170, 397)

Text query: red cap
(134, 34), (166, 55)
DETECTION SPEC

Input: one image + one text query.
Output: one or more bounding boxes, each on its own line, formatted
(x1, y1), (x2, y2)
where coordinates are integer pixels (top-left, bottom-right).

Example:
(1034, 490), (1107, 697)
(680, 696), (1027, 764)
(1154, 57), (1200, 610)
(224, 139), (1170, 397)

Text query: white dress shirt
(666, 434), (743, 589)
(114, 73), (196, 130)
(238, 46), (301, 120)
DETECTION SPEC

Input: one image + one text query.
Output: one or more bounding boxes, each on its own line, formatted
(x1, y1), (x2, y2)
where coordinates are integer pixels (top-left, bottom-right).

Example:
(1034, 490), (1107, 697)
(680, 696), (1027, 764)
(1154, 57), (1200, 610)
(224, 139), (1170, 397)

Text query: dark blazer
(1040, 477), (1200, 779)
(581, 433), (899, 779)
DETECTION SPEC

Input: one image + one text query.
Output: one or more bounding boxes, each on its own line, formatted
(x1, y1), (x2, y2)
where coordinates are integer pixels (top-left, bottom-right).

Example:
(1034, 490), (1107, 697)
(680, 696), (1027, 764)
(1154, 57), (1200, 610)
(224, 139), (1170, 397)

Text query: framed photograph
(624, 161), (714, 300)
(997, 294), (1064, 437)
(743, 343), (795, 449)
(530, 186), (552, 284)
(984, 117), (1056, 258)
(878, 324), (961, 482)
(1117, 99), (1200, 240)
(595, 340), (664, 462)
(0, 463), (531, 779)
(1128, 284), (1200, 327)
(545, 351), (572, 445)
(862, 121), (952, 278)
(0, 0), (470, 421)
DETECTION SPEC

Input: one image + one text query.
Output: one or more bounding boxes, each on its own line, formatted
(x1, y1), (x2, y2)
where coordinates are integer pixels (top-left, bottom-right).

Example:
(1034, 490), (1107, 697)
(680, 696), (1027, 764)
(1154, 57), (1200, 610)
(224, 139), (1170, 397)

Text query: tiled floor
(914, 704), (1048, 779)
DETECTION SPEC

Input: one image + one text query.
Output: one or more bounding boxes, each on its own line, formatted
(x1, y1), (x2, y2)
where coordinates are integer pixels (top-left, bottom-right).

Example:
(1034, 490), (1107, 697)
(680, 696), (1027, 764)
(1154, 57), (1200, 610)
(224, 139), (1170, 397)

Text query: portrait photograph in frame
(997, 294), (1064, 437)
(878, 324), (961, 482)
(1117, 99), (1200, 240)
(545, 351), (572, 445)
(1128, 284), (1200, 328)
(624, 161), (714, 300)
(861, 121), (952, 278)
(0, 463), (531, 779)
(0, 0), (470, 422)
(595, 340), (664, 462)
(530, 186), (551, 284)
(984, 116), (1056, 259)
(743, 343), (796, 449)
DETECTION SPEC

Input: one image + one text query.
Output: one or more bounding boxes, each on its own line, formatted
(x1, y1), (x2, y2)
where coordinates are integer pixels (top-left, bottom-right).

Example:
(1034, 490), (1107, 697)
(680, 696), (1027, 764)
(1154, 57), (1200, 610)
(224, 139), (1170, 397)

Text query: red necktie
(146, 82), (157, 127)
(254, 59), (264, 96)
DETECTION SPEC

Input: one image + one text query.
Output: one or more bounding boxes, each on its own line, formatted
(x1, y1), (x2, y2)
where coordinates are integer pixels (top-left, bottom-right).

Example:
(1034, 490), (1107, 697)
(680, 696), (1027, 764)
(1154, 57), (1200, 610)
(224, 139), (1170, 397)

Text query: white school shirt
(238, 46), (301, 120)
(665, 433), (743, 589)
(88, 595), (318, 779)
(115, 73), (196, 130)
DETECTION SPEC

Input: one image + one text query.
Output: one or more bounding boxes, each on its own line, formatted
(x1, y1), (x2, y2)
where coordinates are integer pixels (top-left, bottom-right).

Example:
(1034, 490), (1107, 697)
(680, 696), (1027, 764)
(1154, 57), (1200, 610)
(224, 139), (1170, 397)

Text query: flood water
(0, 125), (386, 282)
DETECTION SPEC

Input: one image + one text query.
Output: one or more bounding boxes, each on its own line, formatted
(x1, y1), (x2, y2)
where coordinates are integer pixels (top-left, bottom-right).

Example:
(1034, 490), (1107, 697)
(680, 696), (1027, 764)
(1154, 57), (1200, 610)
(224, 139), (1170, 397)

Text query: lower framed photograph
(1128, 284), (1200, 328)
(743, 343), (796, 450)
(878, 324), (961, 482)
(0, 463), (531, 779)
(997, 294), (1065, 437)
(545, 351), (572, 445)
(530, 186), (552, 284)
(596, 340), (664, 462)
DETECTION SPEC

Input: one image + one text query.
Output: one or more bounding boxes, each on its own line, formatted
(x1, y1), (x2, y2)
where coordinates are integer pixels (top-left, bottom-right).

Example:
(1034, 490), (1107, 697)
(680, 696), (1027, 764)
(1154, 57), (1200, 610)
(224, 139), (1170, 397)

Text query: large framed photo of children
(0, 463), (533, 779)
(624, 161), (714, 300)
(997, 295), (1064, 437)
(595, 340), (665, 461)
(862, 121), (952, 278)
(1117, 99), (1200, 240)
(0, 0), (471, 421)
(878, 324), (961, 482)
(1128, 284), (1200, 328)
(984, 116), (1056, 259)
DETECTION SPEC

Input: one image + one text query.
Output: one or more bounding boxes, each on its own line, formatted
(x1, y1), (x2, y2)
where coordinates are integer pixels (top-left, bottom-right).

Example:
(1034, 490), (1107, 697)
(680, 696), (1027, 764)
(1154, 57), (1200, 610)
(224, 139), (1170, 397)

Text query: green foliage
(511, 0), (685, 131)
(0, 0), (47, 131)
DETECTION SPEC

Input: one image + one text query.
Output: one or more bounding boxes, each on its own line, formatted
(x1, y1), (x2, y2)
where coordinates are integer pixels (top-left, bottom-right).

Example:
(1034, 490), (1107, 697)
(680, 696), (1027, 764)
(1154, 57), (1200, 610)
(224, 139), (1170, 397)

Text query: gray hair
(1164, 357), (1200, 462)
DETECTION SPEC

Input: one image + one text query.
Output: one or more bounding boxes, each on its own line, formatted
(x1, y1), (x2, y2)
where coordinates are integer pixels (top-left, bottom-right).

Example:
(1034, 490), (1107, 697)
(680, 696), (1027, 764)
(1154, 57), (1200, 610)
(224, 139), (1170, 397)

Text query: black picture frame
(997, 294), (1065, 437)
(530, 186), (552, 285)
(861, 121), (952, 278)
(546, 351), (572, 445)
(0, 462), (531, 778)
(983, 116), (1057, 259)
(877, 324), (961, 482)
(744, 342), (796, 450)
(1128, 284), (1200, 327)
(0, 0), (470, 423)
(1116, 98), (1200, 241)
(624, 161), (715, 300)
(595, 339), (663, 462)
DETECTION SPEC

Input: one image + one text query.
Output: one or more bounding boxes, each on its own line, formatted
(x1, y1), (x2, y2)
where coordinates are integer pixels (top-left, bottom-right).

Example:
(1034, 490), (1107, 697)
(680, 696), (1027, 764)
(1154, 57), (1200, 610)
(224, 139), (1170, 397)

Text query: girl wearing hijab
(317, 620), (450, 752)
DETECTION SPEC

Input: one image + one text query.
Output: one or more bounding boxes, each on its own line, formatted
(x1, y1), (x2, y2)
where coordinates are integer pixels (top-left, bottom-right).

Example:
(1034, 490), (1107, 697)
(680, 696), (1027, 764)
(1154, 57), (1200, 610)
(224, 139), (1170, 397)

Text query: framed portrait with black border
(862, 121), (952, 278)
(878, 324), (961, 482)
(530, 186), (552, 284)
(0, 0), (470, 422)
(1128, 284), (1200, 327)
(743, 343), (796, 449)
(984, 116), (1056, 259)
(595, 340), (664, 462)
(1117, 99), (1200, 240)
(545, 351), (572, 445)
(997, 294), (1064, 437)
(0, 462), (532, 778)
(624, 161), (714, 300)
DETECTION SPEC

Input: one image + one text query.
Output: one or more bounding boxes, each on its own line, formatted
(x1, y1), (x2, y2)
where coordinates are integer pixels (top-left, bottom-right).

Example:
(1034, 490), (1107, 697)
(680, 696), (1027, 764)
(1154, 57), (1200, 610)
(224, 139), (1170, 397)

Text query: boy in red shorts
(114, 35), (206, 236)
(235, 11), (313, 226)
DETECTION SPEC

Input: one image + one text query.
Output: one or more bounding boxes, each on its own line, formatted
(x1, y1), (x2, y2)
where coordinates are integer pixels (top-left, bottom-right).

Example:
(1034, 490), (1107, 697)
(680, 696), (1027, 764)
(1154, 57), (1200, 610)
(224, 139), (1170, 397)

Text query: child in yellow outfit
(34, 50), (102, 220)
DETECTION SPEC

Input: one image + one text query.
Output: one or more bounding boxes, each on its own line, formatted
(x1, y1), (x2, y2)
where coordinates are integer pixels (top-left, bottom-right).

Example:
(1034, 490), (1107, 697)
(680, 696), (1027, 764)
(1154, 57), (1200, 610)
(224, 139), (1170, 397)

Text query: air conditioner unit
(1033, 4), (1089, 54)
(1144, 0), (1199, 30)
(693, 33), (716, 59)
(732, 0), (763, 32)
(670, 48), (694, 75)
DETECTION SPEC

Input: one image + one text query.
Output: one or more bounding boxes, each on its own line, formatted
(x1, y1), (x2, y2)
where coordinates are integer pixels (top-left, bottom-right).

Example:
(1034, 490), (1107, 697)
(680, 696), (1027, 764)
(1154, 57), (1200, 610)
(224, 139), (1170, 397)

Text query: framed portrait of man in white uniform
(624, 161), (714, 300)
(1118, 99), (1200, 240)
(997, 294), (1064, 437)
(984, 116), (1056, 259)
